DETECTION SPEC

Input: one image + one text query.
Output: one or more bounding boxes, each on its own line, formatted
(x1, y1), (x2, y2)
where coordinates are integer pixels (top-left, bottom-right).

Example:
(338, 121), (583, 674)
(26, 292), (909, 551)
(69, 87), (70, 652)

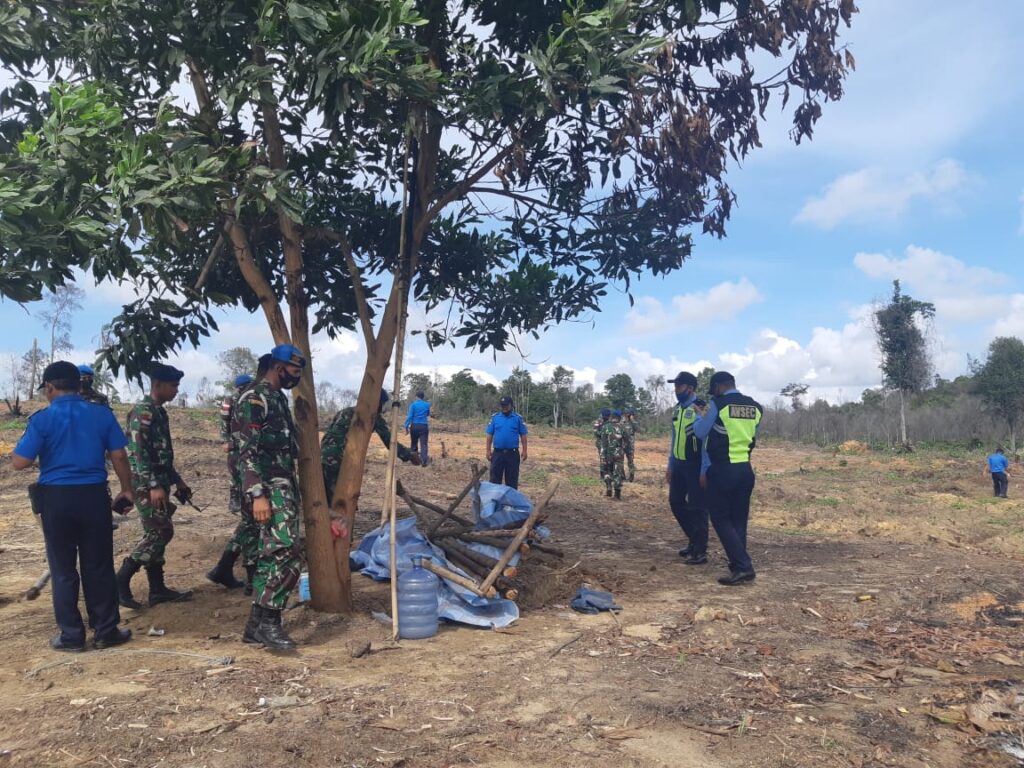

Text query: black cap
(40, 361), (80, 390)
(499, 396), (513, 406)
(709, 370), (735, 389)
(667, 371), (697, 386)
(150, 363), (185, 383)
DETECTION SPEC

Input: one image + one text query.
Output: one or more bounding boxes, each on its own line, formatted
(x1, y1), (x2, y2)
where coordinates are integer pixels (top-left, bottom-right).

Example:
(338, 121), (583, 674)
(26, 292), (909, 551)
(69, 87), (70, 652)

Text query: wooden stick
(471, 462), (482, 521)
(402, 485), (475, 529)
(424, 466), (487, 537)
(526, 540), (563, 557)
(420, 560), (496, 598)
(480, 478), (560, 594)
(439, 544), (490, 579)
(458, 532), (530, 554)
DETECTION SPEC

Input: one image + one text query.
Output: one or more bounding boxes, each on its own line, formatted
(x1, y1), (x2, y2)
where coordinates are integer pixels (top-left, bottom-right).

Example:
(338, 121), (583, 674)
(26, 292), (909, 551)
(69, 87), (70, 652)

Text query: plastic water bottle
(297, 572), (310, 602)
(397, 557), (439, 640)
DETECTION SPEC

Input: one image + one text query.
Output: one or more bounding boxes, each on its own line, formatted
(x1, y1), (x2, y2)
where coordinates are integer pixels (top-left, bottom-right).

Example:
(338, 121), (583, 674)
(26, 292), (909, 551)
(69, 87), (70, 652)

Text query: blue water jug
(397, 557), (439, 640)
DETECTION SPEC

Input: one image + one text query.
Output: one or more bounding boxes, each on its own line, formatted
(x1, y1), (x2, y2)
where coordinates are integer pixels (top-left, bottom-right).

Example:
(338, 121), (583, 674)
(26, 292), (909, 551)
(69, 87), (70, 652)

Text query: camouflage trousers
(224, 508), (260, 566)
(322, 457), (340, 506)
(625, 445), (635, 476)
(602, 456), (625, 491)
(251, 481), (304, 610)
(129, 487), (177, 566)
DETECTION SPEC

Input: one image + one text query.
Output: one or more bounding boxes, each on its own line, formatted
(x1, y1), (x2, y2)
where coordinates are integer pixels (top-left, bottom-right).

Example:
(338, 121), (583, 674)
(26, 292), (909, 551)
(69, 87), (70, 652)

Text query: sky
(3, 1), (1023, 407)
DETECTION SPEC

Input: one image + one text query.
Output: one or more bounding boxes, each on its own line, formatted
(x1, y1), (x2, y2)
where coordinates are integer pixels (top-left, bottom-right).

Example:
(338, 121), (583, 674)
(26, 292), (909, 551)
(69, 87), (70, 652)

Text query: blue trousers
(668, 461), (708, 554)
(38, 483), (121, 644)
(490, 449), (521, 489)
(706, 463), (756, 573)
(992, 471), (1009, 497)
(409, 424), (429, 465)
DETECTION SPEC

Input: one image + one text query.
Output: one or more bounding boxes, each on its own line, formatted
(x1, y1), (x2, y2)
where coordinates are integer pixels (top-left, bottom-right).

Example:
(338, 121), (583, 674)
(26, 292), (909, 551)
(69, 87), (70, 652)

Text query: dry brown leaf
(599, 727), (647, 740)
(935, 659), (957, 674)
(966, 689), (1018, 733)
(927, 709), (965, 726)
(370, 719), (409, 731)
(874, 667), (901, 680)
(991, 652), (1023, 667)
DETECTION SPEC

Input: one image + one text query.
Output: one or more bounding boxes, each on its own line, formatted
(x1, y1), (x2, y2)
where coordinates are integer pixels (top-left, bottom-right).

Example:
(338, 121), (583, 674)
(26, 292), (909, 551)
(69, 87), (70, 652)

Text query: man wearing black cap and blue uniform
(693, 370), (763, 585)
(485, 396), (529, 489)
(11, 361), (134, 651)
(116, 362), (194, 609)
(666, 371), (709, 565)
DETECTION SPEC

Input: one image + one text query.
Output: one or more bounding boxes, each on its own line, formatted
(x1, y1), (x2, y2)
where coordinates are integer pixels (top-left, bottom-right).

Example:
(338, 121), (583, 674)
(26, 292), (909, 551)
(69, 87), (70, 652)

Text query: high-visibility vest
(672, 404), (701, 462)
(706, 392), (763, 465)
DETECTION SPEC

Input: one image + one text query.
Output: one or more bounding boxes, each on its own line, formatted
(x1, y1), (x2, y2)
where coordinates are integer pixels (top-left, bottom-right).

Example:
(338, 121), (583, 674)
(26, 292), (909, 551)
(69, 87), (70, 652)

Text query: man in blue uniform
(694, 371), (763, 585)
(11, 361), (134, 651)
(485, 396), (529, 489)
(985, 447), (1010, 498)
(665, 371), (709, 565)
(404, 390), (432, 466)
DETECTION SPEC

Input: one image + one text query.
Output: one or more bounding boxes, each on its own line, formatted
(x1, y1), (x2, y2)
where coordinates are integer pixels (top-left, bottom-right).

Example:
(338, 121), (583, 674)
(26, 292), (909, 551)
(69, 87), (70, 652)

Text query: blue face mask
(676, 391), (690, 405)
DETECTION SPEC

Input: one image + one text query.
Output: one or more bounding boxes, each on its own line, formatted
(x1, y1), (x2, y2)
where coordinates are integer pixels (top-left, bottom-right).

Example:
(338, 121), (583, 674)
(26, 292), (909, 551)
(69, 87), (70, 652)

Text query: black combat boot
(244, 563), (256, 596)
(116, 557), (143, 610)
(614, 487), (622, 500)
(628, 470), (635, 482)
(242, 603), (261, 644)
(253, 606), (297, 651)
(605, 487), (612, 498)
(207, 550), (245, 589)
(146, 563), (193, 606)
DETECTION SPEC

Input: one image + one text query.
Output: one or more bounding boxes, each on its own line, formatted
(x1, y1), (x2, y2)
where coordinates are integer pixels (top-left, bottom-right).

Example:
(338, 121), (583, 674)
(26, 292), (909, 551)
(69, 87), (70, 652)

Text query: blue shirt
(405, 399), (431, 429)
(486, 411), (528, 449)
(987, 453), (1010, 473)
(694, 389), (761, 476)
(668, 393), (697, 470)
(14, 394), (128, 485)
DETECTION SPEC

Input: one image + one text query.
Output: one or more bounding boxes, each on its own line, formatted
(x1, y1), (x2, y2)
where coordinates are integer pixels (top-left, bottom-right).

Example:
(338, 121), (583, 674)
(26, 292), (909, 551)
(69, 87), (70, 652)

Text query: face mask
(280, 370), (301, 390)
(676, 392), (690, 405)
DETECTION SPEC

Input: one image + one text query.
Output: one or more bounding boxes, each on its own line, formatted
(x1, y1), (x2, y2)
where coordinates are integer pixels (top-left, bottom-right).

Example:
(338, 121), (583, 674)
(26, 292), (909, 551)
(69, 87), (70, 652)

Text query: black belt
(493, 448), (519, 453)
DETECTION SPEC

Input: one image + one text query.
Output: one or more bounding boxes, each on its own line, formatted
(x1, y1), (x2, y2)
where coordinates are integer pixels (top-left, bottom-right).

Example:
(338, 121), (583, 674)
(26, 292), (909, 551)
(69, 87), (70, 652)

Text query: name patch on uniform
(728, 405), (758, 420)
(683, 409), (695, 419)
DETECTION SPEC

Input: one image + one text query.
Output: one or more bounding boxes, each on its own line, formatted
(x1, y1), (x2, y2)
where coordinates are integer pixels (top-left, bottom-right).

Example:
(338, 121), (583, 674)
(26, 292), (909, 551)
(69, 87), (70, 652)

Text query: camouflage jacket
(592, 418), (607, 449)
(622, 419), (636, 450)
(219, 385), (247, 444)
(81, 388), (110, 407)
(126, 395), (181, 488)
(321, 407), (412, 468)
(231, 381), (298, 496)
(599, 421), (625, 460)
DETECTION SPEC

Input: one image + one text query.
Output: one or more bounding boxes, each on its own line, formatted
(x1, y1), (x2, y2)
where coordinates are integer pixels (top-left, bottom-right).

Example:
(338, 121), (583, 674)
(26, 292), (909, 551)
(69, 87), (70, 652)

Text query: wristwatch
(248, 487), (265, 499)
(148, 480), (160, 489)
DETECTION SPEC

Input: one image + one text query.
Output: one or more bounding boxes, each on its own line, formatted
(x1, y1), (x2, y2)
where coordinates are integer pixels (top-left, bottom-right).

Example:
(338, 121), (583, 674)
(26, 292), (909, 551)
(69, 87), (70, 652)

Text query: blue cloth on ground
(470, 481), (551, 539)
(351, 516), (519, 628)
(570, 587), (622, 614)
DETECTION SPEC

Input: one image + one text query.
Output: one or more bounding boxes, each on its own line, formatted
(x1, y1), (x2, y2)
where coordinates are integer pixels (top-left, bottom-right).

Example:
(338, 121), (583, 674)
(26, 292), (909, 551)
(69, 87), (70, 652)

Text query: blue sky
(3, 1), (1023, 405)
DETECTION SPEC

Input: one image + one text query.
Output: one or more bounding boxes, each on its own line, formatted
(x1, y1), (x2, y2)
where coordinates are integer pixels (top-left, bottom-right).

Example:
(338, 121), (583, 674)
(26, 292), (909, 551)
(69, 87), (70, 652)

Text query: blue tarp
(351, 516), (519, 628)
(470, 481), (551, 539)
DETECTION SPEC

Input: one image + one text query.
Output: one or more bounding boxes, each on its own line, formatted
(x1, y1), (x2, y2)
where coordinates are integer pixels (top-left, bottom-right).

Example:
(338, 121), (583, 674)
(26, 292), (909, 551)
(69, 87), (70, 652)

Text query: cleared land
(1, 409), (1022, 767)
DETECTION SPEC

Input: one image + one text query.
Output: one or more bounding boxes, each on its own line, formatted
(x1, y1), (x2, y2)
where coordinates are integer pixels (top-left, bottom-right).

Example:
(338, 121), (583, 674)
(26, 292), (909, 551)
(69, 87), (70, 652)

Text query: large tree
(604, 372), (638, 408)
(873, 280), (935, 445)
(973, 336), (1024, 452)
(1, 0), (856, 611)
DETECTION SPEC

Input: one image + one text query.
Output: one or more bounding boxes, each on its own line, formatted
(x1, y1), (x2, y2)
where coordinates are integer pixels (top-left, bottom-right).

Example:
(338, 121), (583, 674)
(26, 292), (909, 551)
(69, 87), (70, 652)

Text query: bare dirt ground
(2, 410), (1024, 768)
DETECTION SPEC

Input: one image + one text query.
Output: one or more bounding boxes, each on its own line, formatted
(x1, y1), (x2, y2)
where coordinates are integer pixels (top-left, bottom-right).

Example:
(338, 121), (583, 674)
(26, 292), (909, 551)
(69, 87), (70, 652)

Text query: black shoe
(207, 551), (245, 589)
(628, 471), (635, 482)
(684, 553), (708, 565)
(244, 564), (256, 596)
(94, 628), (132, 649)
(718, 570), (756, 586)
(605, 488), (612, 498)
(252, 606), (296, 650)
(50, 634), (85, 653)
(614, 487), (621, 500)
(242, 603), (261, 645)
(116, 557), (143, 610)
(146, 564), (193, 606)
(678, 545), (693, 558)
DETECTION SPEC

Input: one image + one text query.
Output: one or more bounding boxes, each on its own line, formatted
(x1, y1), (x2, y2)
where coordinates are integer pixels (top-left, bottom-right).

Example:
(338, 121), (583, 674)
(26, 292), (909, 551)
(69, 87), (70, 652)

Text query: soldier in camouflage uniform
(206, 371), (259, 592)
(622, 408), (637, 482)
(600, 410), (626, 500)
(593, 408), (610, 474)
(116, 363), (193, 610)
(321, 389), (420, 505)
(78, 364), (110, 407)
(234, 344), (307, 650)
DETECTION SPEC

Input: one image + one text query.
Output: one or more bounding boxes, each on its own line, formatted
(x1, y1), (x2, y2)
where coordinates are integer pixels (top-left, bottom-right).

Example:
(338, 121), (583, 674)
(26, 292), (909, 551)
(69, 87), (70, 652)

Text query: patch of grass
(569, 474), (601, 488)
(818, 496), (841, 507)
(767, 525), (818, 537)
(520, 468), (550, 485)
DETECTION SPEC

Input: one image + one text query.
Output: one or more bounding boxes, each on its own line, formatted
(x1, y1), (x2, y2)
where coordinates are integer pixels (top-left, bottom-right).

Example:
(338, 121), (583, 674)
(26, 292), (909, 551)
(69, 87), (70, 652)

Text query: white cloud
(992, 295), (1024, 339)
(625, 279), (762, 334)
(534, 363), (597, 389)
(795, 159), (972, 230)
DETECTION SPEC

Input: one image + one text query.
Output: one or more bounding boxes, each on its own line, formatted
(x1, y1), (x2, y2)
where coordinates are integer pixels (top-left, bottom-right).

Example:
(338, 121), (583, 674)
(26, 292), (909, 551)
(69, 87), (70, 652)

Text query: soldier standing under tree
(78, 364), (110, 407)
(600, 410), (626, 499)
(321, 389), (419, 505)
(234, 344), (307, 650)
(206, 371), (257, 591)
(116, 363), (194, 609)
(623, 408), (637, 482)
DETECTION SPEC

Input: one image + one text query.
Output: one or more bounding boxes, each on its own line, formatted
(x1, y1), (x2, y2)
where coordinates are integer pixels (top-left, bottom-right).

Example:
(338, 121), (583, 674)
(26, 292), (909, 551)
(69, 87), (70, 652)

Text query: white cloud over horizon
(795, 159), (972, 230)
(625, 278), (762, 334)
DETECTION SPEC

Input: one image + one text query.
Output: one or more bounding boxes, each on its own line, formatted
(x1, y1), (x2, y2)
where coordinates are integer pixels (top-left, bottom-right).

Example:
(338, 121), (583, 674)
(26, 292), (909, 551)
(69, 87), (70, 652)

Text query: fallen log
(420, 560), (496, 598)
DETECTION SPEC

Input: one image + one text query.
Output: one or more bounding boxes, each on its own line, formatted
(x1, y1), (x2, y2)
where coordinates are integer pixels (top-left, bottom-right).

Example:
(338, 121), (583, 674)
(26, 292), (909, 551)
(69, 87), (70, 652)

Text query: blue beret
(150, 363), (184, 383)
(600, 408), (611, 418)
(612, 409), (622, 418)
(270, 343), (306, 368)
(78, 364), (95, 376)
(234, 374), (254, 387)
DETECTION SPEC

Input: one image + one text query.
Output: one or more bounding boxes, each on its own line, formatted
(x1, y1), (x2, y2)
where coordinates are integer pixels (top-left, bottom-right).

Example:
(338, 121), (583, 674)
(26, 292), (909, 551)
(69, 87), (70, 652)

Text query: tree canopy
(973, 336), (1024, 452)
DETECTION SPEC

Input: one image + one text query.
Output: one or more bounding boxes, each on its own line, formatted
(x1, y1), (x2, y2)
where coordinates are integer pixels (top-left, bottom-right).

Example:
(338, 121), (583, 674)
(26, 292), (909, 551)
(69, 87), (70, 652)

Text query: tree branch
(304, 227), (377, 353)
(225, 218), (290, 344)
(419, 142), (518, 235)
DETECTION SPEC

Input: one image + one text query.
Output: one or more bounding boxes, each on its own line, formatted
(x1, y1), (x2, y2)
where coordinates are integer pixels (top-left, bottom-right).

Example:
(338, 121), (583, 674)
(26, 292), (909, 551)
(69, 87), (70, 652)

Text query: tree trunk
(1010, 419), (1017, 454)
(899, 390), (908, 445)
